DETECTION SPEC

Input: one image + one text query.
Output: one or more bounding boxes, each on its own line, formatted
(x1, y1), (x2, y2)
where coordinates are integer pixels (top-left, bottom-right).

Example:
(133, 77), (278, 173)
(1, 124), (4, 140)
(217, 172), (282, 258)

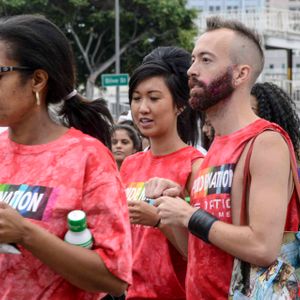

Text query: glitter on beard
(188, 67), (235, 111)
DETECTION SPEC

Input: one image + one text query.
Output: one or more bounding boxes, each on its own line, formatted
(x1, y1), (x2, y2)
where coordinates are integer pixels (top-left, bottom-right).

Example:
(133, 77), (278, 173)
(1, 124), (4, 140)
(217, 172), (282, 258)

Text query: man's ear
(31, 69), (48, 93)
(233, 64), (251, 87)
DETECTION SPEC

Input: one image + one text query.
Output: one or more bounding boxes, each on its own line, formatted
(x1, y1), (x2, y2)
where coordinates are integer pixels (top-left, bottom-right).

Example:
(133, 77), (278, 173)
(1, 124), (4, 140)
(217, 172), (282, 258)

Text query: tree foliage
(0, 0), (197, 95)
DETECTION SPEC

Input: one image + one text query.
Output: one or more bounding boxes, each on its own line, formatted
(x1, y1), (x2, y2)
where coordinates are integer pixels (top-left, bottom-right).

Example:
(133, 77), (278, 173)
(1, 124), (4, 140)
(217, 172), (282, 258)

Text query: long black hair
(129, 46), (199, 146)
(0, 14), (113, 148)
(251, 82), (300, 160)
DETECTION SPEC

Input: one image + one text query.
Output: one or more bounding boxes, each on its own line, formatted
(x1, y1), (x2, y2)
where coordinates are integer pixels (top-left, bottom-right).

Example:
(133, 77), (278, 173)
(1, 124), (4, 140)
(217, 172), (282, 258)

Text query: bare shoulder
(192, 157), (204, 172)
(255, 130), (288, 146)
(250, 130), (290, 175)
(253, 130), (289, 156)
(187, 157), (204, 193)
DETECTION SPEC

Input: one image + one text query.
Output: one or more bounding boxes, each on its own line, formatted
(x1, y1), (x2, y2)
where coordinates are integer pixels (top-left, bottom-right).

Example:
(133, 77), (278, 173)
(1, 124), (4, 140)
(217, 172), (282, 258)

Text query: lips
(138, 117), (153, 128)
(189, 77), (206, 90)
(190, 86), (204, 96)
(113, 151), (124, 156)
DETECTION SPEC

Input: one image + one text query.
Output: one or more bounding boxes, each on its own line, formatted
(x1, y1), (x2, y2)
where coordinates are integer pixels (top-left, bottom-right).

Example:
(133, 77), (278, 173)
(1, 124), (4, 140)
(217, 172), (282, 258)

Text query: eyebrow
(192, 51), (216, 59)
(133, 90), (162, 94)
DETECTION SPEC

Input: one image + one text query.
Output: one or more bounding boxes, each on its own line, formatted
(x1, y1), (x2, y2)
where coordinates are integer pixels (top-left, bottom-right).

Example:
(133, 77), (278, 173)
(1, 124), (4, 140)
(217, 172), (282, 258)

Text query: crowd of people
(0, 13), (299, 300)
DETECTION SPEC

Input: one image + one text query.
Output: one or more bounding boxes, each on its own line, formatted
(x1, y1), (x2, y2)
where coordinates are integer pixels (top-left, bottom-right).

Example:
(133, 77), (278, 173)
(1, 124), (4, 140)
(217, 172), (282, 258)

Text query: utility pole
(115, 0), (120, 119)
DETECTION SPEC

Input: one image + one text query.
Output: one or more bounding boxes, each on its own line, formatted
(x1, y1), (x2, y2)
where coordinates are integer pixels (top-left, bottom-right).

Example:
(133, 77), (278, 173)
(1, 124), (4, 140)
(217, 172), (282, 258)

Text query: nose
(138, 98), (150, 114)
(116, 141), (123, 148)
(187, 61), (198, 78)
(113, 140), (123, 150)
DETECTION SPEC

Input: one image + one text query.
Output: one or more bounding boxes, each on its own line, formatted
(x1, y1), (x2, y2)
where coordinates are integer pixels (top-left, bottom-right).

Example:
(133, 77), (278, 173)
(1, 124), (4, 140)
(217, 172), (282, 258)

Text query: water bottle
(64, 210), (93, 249)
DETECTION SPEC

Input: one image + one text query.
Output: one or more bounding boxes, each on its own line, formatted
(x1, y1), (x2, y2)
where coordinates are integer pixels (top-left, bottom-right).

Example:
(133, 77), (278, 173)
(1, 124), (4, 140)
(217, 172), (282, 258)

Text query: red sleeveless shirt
(121, 146), (204, 300)
(187, 119), (299, 300)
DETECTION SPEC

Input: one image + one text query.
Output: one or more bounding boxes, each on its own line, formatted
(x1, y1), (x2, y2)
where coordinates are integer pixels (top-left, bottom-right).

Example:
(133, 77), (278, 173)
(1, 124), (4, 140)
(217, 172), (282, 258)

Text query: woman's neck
(8, 109), (68, 145)
(149, 132), (187, 156)
(117, 161), (122, 170)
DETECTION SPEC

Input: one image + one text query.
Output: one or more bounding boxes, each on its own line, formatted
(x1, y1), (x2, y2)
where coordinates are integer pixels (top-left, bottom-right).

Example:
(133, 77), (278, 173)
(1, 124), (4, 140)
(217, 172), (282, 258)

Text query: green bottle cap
(67, 210), (87, 232)
(185, 196), (190, 204)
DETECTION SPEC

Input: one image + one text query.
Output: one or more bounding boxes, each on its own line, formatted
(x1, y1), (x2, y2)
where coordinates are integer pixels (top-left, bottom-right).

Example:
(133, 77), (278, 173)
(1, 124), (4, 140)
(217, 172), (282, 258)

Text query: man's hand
(128, 200), (160, 227)
(145, 177), (183, 198)
(155, 196), (197, 227)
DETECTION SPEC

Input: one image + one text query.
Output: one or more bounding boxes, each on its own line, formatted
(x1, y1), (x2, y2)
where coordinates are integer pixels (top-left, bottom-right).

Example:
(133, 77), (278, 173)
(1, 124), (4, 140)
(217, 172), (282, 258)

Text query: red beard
(188, 67), (235, 111)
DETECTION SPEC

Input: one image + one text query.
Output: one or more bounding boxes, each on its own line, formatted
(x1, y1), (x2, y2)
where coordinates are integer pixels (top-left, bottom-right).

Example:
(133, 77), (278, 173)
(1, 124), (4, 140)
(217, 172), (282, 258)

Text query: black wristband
(188, 209), (218, 243)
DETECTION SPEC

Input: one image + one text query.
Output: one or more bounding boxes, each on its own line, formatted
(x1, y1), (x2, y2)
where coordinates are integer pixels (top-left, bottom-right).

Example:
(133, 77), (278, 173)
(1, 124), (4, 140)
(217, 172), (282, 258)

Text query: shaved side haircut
(206, 16), (264, 84)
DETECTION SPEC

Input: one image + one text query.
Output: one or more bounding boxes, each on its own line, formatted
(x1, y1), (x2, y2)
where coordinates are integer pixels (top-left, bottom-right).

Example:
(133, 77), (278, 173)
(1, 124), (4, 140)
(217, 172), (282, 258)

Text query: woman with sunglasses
(0, 14), (131, 299)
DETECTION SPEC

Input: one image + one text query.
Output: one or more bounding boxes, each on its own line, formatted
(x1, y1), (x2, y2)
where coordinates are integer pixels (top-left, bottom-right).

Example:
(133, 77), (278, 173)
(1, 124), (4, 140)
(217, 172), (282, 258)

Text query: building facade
(187, 0), (265, 12)
(187, 0), (300, 11)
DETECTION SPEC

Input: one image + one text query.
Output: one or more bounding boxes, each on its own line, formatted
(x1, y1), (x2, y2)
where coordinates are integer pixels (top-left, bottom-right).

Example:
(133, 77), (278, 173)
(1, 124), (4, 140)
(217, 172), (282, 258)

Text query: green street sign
(101, 73), (129, 87)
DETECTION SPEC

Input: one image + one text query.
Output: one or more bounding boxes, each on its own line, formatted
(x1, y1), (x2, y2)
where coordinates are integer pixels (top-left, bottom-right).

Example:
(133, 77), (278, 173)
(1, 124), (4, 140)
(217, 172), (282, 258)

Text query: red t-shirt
(0, 128), (132, 300)
(187, 119), (299, 300)
(120, 146), (204, 300)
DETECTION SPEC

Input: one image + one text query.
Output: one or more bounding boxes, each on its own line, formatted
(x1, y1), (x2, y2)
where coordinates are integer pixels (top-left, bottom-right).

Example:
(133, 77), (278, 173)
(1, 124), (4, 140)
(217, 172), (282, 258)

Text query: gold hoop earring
(35, 92), (40, 106)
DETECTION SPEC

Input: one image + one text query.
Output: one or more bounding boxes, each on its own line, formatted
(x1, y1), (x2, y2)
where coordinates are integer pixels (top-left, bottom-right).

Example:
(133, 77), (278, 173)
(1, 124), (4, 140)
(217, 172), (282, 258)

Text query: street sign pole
(115, 0), (120, 119)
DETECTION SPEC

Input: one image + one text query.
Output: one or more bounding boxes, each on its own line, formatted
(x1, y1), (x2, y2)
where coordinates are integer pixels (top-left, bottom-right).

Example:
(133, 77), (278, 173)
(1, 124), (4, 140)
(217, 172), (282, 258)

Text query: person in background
(120, 46), (204, 300)
(107, 122), (141, 300)
(118, 110), (150, 151)
(111, 124), (142, 169)
(251, 81), (300, 163)
(201, 113), (215, 151)
(0, 14), (132, 299)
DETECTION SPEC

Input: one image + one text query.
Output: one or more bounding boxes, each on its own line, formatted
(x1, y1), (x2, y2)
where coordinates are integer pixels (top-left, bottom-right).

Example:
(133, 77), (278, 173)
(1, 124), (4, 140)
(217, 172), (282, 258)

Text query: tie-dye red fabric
(187, 119), (299, 300)
(120, 146), (204, 300)
(0, 128), (132, 300)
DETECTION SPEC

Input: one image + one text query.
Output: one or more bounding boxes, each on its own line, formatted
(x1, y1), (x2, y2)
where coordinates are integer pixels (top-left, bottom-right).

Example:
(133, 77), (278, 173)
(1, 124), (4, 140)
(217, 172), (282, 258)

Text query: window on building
(269, 64), (274, 69)
(296, 63), (300, 68)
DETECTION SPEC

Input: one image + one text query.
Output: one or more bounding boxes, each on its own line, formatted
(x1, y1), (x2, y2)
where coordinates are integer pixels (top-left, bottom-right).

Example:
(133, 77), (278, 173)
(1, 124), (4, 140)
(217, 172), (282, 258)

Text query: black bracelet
(154, 218), (161, 228)
(188, 209), (218, 243)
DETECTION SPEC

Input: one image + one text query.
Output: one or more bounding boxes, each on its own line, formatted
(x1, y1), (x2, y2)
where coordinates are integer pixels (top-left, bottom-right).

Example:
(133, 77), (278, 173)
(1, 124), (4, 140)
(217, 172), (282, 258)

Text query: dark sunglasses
(0, 66), (33, 73)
